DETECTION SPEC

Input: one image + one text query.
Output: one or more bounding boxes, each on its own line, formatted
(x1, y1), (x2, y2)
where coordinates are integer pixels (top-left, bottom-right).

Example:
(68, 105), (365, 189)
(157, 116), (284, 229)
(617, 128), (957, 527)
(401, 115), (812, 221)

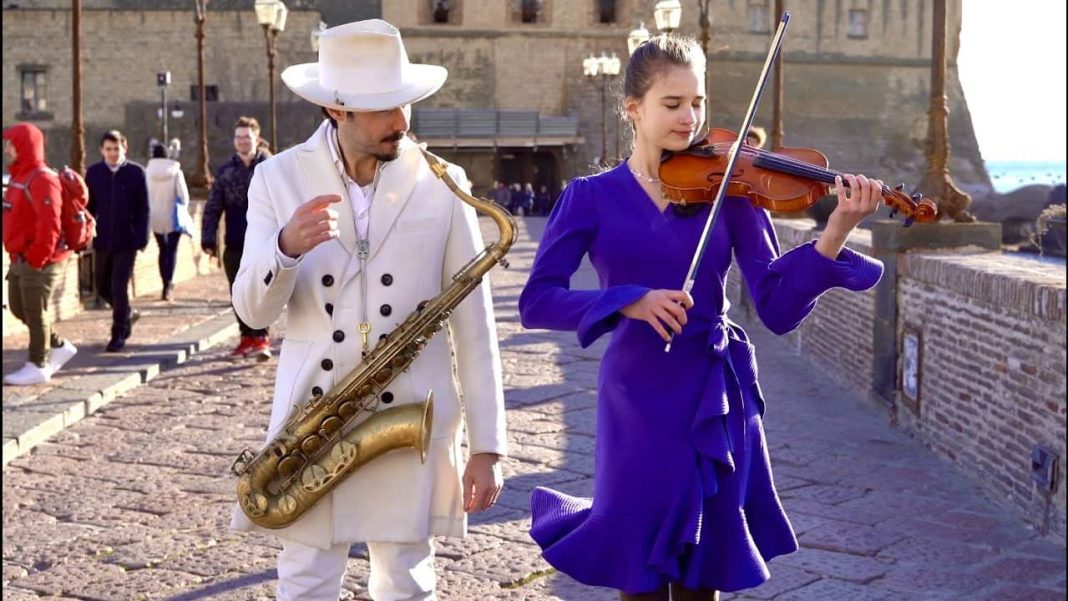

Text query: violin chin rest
(672, 202), (707, 218)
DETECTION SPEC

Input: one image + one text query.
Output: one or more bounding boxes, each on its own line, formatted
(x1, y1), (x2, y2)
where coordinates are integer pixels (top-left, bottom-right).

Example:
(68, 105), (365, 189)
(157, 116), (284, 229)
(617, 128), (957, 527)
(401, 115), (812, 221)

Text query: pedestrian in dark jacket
(535, 185), (552, 216)
(85, 129), (149, 353)
(508, 182), (522, 215)
(520, 182), (535, 215)
(201, 116), (273, 360)
(493, 182), (511, 211)
(2, 123), (78, 385)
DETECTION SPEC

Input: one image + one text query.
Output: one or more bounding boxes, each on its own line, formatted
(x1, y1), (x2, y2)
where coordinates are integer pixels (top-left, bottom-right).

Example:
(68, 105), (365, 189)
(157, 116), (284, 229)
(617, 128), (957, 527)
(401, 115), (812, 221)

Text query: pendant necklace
(629, 166), (660, 184)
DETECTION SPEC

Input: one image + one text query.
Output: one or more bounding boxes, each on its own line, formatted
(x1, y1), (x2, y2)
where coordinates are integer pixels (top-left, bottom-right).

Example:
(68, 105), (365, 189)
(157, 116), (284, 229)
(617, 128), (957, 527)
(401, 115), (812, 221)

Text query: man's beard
(371, 133), (405, 162)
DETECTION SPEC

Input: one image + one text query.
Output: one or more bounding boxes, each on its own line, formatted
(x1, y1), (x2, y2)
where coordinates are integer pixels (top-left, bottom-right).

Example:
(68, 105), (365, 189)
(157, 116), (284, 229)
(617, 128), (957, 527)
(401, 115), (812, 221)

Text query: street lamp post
(157, 71), (172, 144)
(771, 0), (784, 149)
(584, 52), (621, 166)
(696, 0), (713, 125)
(624, 23), (651, 160)
(602, 53), (621, 162)
(653, 0), (682, 34)
(696, 0), (711, 55)
(190, 0), (213, 191)
(921, 0), (973, 222)
(70, 0), (85, 175)
(255, 0), (287, 152)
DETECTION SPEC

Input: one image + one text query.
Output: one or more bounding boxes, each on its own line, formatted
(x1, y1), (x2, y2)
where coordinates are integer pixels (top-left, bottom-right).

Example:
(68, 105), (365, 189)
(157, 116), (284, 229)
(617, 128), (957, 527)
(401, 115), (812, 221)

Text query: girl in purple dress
(519, 35), (885, 601)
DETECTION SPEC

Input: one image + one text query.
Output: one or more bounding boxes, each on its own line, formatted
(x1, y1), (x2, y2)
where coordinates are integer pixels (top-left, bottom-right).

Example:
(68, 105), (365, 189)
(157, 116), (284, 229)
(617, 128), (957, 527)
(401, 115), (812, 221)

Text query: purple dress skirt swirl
(517, 163), (884, 594)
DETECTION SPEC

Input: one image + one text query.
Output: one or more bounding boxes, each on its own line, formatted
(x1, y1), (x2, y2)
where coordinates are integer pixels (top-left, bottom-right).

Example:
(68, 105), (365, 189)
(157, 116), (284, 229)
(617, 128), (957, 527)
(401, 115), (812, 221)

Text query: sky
(958, 2), (1067, 163)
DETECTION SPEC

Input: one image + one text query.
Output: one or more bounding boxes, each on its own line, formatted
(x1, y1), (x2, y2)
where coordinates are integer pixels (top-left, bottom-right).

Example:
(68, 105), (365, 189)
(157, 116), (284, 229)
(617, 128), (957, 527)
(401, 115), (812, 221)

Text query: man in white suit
(230, 19), (506, 601)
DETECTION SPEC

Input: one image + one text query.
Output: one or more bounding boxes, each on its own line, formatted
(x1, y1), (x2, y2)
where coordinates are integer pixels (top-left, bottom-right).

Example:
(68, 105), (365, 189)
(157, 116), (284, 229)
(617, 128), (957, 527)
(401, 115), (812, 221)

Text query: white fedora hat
(281, 19), (447, 112)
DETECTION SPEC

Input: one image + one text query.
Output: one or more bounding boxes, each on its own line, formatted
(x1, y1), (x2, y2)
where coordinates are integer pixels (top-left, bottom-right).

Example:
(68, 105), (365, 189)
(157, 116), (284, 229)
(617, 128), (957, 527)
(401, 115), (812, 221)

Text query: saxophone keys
(337, 401), (359, 419)
(242, 492), (269, 516)
(333, 440), (359, 466)
(301, 434), (324, 455)
(301, 464), (332, 492)
(320, 416), (344, 435)
(278, 455), (305, 478)
(278, 494), (299, 515)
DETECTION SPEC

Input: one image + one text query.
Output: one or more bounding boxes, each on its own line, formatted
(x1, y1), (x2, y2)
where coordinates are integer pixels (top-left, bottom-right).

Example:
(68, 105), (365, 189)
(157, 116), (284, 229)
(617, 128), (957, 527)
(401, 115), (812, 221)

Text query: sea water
(986, 160), (1067, 194)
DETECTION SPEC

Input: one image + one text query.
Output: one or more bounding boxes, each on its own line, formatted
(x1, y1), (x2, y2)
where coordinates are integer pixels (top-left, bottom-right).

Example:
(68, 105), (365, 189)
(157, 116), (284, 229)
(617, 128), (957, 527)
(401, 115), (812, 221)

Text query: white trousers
(277, 539), (436, 601)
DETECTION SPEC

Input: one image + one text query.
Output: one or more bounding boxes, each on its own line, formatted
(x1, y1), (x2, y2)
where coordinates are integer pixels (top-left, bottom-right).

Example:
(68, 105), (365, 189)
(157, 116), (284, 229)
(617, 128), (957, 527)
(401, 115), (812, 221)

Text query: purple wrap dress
(517, 163), (884, 593)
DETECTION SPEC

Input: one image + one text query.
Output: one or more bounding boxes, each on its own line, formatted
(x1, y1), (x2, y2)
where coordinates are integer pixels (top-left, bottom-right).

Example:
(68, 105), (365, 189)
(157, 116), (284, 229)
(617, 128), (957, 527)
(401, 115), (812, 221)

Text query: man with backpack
(85, 130), (149, 352)
(2, 123), (80, 385)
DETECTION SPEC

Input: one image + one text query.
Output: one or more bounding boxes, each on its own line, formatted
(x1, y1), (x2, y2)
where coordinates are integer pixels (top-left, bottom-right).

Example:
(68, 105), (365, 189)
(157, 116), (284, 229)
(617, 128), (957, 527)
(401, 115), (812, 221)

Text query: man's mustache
(382, 133), (405, 143)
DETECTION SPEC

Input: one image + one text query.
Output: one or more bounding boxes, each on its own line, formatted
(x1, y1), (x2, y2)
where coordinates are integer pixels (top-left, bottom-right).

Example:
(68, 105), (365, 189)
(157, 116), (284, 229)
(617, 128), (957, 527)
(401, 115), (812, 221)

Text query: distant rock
(970, 184), (1057, 243)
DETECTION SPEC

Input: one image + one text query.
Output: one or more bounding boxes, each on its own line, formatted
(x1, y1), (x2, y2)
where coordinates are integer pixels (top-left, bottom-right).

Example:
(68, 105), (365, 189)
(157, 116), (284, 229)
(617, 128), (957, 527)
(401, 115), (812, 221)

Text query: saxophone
(230, 148), (517, 529)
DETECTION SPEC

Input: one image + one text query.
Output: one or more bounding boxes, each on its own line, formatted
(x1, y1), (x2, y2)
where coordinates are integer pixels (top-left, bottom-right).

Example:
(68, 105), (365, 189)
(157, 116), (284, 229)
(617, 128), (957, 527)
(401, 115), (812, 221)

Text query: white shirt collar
(327, 123), (381, 189)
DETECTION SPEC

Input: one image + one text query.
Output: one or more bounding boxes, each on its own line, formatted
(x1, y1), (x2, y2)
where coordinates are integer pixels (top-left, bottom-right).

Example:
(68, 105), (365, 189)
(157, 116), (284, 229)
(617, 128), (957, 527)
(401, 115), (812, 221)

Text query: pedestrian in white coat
(145, 143), (191, 300)
(229, 19), (507, 601)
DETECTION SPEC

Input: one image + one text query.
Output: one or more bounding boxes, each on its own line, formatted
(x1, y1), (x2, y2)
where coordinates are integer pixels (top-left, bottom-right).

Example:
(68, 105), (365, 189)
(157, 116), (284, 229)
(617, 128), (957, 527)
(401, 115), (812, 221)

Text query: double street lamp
(583, 52), (621, 165)
(255, 0), (287, 151)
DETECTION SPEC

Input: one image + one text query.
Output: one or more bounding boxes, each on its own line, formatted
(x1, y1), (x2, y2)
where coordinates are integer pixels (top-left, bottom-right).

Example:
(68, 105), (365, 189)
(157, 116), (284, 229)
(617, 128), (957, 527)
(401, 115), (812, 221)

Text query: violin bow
(665, 12), (791, 353)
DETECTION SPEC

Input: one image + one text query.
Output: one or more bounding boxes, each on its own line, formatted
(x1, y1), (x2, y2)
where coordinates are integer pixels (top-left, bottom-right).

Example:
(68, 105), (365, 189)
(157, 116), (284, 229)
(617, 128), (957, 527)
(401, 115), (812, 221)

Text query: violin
(658, 128), (939, 225)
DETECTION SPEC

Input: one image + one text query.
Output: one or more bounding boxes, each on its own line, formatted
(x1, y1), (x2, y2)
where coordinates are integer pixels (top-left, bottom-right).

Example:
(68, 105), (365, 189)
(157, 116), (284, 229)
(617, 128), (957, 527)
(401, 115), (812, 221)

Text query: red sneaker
(230, 336), (253, 358)
(249, 336), (272, 362)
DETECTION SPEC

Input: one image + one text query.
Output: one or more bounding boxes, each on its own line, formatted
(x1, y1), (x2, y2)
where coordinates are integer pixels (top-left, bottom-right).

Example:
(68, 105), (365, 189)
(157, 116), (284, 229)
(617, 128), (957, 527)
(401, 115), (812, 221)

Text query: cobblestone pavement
(3, 218), (1065, 600)
(2, 270), (234, 408)
(3, 270), (236, 465)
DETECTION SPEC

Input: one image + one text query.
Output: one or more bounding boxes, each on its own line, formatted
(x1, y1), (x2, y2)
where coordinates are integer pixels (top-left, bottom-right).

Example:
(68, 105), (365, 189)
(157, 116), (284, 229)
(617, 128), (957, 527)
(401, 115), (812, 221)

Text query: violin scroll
(883, 183), (939, 225)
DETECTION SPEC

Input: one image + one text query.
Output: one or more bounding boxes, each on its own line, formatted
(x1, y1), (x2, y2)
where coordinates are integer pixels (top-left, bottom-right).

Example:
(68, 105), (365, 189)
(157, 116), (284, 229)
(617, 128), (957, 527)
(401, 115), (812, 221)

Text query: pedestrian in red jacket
(2, 123), (78, 385)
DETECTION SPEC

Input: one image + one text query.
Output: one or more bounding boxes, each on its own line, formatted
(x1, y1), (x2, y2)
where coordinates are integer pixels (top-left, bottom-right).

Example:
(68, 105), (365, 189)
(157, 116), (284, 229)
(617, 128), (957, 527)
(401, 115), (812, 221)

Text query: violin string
(724, 145), (905, 204)
(696, 143), (913, 212)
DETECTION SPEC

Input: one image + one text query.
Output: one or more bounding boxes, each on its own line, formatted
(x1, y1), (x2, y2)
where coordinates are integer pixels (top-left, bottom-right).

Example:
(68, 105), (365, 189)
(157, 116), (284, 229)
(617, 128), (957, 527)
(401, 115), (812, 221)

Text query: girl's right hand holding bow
(620, 290), (695, 342)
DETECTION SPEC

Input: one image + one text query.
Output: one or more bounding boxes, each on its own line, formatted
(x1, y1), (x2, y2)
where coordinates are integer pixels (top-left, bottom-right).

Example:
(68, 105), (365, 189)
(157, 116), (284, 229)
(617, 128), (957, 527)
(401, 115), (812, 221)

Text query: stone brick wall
(3, 198), (221, 338)
(727, 217), (1067, 540)
(2, 9), (322, 171)
(895, 251), (1066, 539)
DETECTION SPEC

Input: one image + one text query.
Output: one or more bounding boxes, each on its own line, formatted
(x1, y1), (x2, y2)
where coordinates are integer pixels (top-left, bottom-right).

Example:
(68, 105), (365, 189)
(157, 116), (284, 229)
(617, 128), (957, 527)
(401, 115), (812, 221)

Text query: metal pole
(161, 85), (169, 145)
(600, 76), (607, 165)
(921, 0), (973, 221)
(70, 0), (85, 175)
(264, 25), (278, 152)
(771, 0), (784, 149)
(697, 0), (712, 130)
(697, 0), (710, 55)
(190, 1), (213, 190)
(615, 106), (621, 162)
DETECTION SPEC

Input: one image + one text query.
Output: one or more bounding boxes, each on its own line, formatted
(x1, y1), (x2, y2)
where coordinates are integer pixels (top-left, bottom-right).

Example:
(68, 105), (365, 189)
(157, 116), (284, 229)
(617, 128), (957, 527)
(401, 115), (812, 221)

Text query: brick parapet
(739, 217), (1067, 541)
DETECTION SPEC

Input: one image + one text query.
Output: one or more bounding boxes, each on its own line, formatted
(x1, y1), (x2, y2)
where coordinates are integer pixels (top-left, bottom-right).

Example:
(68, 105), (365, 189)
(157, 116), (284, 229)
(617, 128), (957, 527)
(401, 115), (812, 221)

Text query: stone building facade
(3, 0), (989, 201)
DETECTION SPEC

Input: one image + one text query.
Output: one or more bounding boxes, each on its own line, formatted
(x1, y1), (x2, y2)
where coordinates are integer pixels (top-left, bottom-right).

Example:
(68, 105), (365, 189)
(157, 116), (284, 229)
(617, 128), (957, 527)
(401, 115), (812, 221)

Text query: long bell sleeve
(519, 178), (649, 347)
(726, 201), (884, 335)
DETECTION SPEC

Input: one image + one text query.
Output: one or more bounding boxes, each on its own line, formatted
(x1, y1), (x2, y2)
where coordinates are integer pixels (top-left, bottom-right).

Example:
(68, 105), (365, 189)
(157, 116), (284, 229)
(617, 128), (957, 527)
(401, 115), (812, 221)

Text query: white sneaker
(3, 362), (53, 386)
(48, 340), (78, 373)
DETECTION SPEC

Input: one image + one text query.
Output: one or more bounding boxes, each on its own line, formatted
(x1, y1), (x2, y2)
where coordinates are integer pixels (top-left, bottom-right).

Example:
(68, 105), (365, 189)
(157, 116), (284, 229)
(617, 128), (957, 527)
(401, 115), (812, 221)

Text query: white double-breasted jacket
(229, 121), (507, 549)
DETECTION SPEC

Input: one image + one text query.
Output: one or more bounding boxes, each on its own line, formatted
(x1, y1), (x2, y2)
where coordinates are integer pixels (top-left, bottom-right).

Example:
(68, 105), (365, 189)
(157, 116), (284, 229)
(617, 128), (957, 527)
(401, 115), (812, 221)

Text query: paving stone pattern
(2, 218), (1064, 600)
